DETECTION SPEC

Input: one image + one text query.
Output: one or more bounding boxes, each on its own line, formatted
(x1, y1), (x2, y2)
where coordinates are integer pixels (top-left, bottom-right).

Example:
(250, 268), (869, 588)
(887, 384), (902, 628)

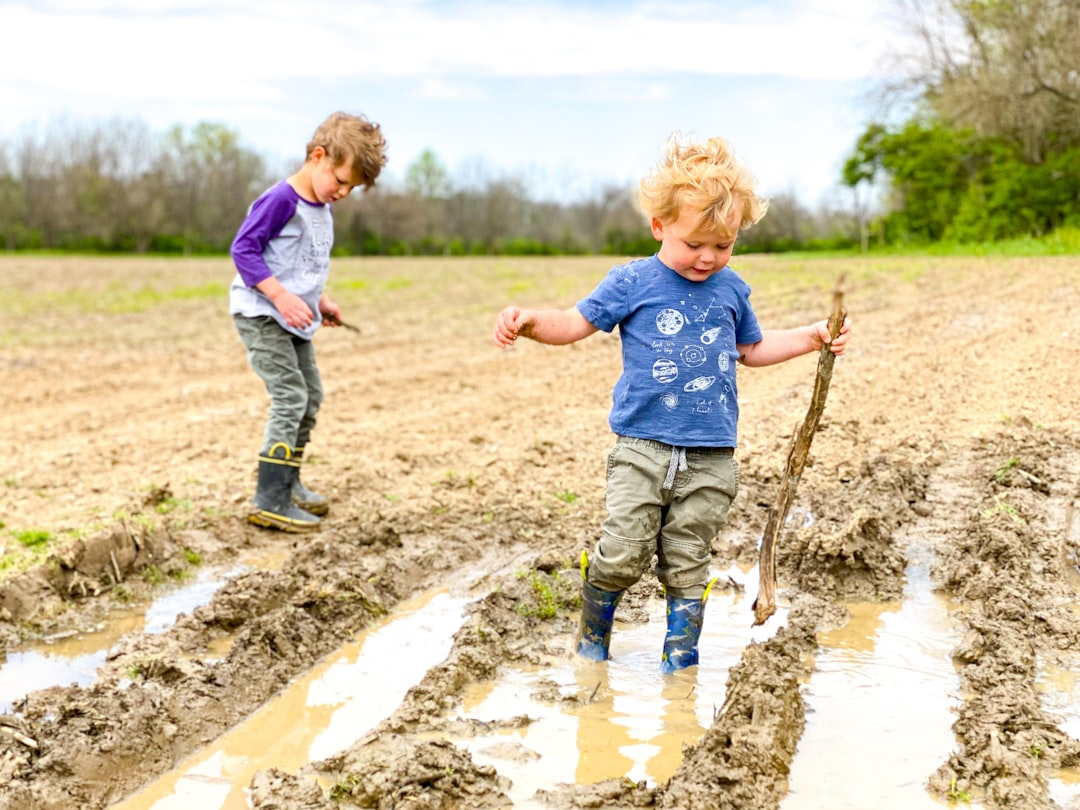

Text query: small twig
(324, 313), (361, 332)
(110, 550), (122, 585)
(0, 723), (38, 750)
(1015, 468), (1044, 486)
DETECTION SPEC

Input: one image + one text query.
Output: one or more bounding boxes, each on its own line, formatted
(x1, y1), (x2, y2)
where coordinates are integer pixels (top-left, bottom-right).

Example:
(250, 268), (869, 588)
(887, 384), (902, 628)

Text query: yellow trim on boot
(248, 508), (320, 533)
(701, 576), (718, 604)
(262, 442), (300, 467)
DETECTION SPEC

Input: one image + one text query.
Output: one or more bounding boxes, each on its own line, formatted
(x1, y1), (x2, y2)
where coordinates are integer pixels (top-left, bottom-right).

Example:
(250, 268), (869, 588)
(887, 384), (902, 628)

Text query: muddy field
(1, 253), (1080, 809)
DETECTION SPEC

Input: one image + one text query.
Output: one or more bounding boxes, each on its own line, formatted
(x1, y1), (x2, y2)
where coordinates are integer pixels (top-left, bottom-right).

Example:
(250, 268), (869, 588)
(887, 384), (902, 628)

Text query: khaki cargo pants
(587, 436), (739, 600)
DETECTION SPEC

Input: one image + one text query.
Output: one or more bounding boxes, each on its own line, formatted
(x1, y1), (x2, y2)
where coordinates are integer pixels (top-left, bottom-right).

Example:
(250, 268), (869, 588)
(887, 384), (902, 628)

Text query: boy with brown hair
(493, 133), (850, 672)
(230, 111), (387, 532)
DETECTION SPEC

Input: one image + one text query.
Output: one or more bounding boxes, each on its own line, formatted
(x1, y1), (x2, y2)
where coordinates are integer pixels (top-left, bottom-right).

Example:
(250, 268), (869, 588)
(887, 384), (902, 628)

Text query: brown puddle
(782, 550), (961, 809)
(1042, 653), (1080, 806)
(448, 573), (781, 802)
(0, 547), (290, 713)
(108, 588), (471, 810)
(77, 550), (1080, 808)
(0, 564), (245, 712)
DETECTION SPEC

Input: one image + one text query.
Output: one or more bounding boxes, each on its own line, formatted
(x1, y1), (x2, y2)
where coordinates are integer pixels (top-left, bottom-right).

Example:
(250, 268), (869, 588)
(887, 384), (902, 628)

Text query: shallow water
(6, 544), (1080, 808)
(449, 564), (780, 804)
(108, 588), (471, 810)
(1042, 652), (1080, 808)
(782, 548), (961, 809)
(0, 563), (244, 713)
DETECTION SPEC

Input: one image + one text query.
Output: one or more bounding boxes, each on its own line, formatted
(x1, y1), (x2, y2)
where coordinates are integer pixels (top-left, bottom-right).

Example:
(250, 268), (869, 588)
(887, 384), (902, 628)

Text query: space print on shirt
(649, 293), (736, 418)
(301, 214), (333, 285)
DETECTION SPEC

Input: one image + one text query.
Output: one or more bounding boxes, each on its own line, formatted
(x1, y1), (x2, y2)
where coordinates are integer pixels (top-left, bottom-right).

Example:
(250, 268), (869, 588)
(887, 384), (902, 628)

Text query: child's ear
(310, 145), (327, 162)
(650, 217), (665, 240)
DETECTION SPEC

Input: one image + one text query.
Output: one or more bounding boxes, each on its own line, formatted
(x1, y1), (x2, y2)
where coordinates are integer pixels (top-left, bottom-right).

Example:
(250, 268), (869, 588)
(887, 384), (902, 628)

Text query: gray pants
(234, 315), (324, 453)
(588, 436), (740, 600)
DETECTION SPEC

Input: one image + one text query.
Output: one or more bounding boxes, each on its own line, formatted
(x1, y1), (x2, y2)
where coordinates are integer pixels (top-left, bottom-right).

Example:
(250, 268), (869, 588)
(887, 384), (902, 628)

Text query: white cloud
(0, 0), (899, 203)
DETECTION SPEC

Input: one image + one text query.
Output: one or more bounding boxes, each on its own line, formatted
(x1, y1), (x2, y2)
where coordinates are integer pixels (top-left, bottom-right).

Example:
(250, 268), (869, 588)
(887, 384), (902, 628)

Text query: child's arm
(494, 306), (598, 347)
(737, 318), (850, 367)
(256, 276), (315, 330)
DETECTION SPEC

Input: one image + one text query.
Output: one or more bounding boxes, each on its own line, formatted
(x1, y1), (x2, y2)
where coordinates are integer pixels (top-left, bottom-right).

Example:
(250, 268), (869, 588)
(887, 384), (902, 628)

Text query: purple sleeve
(230, 182), (299, 287)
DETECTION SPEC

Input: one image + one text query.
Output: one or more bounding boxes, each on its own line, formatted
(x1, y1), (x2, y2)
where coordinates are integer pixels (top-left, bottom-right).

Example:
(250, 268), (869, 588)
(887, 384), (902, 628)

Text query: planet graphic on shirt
(718, 352), (730, 373)
(681, 345), (707, 367)
(655, 308), (685, 335)
(660, 392), (679, 410)
(683, 375), (716, 392)
(652, 358), (679, 383)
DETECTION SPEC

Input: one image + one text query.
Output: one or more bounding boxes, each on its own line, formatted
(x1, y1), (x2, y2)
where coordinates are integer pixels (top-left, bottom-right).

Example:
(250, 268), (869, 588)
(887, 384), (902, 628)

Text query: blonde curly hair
(637, 133), (768, 239)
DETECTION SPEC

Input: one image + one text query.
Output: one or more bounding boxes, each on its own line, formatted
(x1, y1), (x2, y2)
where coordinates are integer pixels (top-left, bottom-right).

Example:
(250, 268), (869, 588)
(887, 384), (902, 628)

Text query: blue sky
(0, 0), (905, 205)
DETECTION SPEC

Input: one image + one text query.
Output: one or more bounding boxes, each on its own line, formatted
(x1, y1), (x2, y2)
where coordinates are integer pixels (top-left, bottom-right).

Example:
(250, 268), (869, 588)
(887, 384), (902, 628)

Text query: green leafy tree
(405, 149), (451, 200)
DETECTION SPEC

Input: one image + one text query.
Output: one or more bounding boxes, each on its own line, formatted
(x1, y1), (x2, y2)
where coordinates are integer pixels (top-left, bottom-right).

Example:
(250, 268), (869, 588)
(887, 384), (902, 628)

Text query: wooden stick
(751, 277), (847, 626)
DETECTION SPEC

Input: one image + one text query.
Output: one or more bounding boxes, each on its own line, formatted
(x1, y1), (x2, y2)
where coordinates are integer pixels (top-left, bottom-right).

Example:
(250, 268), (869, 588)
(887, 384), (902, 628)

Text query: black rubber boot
(291, 446), (328, 516)
(248, 443), (321, 532)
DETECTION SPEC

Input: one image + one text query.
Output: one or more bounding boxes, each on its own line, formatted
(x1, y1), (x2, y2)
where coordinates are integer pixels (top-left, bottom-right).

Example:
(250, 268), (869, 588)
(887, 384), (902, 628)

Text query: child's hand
(812, 316), (851, 356)
(494, 306), (526, 347)
(319, 297), (343, 327)
(274, 291), (315, 329)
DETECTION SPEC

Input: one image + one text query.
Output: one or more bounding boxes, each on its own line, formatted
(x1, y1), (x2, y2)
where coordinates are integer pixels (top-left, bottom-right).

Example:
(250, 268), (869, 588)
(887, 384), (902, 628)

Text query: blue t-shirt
(228, 180), (334, 341)
(576, 254), (762, 447)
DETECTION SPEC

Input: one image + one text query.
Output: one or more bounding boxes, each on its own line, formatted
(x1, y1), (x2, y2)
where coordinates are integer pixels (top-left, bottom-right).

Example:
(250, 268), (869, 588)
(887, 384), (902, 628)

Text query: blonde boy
(230, 112), (387, 532)
(493, 134), (849, 671)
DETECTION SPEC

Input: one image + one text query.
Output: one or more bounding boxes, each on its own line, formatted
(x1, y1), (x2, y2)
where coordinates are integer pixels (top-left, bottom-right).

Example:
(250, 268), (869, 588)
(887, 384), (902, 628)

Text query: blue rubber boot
(576, 580), (623, 661)
(659, 594), (706, 673)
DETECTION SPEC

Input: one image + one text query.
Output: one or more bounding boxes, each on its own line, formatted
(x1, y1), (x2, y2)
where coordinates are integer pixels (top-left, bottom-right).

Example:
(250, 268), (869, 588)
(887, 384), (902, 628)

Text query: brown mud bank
(2, 255), (1080, 808)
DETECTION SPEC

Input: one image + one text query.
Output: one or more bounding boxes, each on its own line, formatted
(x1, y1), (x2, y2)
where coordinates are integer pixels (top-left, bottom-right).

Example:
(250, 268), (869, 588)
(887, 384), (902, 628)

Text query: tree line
(3, 0), (1076, 256)
(0, 119), (858, 257)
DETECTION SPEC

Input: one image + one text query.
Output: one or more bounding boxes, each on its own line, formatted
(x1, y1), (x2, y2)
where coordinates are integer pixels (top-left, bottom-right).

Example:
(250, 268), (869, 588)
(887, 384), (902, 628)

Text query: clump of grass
(15, 529), (51, 548)
(993, 456), (1019, 484)
(330, 774), (361, 801)
(516, 570), (566, 620)
(140, 565), (165, 585)
(982, 497), (1026, 524)
(946, 777), (971, 803)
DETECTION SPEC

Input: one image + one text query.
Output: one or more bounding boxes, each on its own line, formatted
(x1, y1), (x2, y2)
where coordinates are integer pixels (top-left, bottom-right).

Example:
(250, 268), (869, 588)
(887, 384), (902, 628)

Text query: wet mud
(2, 255), (1080, 808)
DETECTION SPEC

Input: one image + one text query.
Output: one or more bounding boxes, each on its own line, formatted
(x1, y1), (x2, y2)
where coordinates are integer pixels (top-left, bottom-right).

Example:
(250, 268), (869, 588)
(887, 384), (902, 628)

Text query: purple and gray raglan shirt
(229, 180), (333, 341)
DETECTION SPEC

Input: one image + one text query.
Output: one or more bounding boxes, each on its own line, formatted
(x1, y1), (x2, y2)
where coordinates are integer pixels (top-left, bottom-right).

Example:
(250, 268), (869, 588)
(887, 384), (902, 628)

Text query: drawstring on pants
(663, 446), (688, 490)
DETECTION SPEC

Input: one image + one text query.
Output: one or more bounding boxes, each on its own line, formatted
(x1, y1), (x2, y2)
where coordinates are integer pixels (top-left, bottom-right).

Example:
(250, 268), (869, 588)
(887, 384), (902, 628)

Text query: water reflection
(1040, 652), (1080, 808)
(0, 565), (240, 713)
(454, 564), (782, 806)
(781, 548), (961, 810)
(108, 589), (470, 810)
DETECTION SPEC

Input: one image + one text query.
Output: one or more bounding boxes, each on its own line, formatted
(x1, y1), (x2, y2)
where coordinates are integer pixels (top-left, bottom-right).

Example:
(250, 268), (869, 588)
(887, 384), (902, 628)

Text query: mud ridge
(245, 578), (827, 810)
(0, 510), (541, 810)
(929, 422), (1080, 807)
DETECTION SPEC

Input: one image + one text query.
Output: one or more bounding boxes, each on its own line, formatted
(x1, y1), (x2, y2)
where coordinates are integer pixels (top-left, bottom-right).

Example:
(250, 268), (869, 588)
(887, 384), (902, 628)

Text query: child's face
(652, 208), (738, 282)
(310, 147), (360, 204)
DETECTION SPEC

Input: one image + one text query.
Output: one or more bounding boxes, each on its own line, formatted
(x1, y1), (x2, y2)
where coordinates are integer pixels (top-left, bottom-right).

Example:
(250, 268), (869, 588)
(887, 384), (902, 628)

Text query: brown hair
(306, 111), (388, 189)
(637, 133), (767, 239)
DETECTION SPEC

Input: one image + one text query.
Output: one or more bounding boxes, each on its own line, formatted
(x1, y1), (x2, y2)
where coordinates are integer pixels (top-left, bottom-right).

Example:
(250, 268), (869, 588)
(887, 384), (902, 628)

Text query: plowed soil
(2, 253), (1079, 809)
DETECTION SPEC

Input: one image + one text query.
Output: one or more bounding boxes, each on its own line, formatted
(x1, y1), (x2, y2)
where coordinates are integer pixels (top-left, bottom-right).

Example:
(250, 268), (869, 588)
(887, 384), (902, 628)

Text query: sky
(0, 0), (908, 206)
